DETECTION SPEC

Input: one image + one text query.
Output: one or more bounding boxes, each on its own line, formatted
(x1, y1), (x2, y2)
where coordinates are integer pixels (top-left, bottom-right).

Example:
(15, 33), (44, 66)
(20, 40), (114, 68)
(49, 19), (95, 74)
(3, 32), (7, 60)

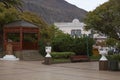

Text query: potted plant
(106, 54), (120, 71)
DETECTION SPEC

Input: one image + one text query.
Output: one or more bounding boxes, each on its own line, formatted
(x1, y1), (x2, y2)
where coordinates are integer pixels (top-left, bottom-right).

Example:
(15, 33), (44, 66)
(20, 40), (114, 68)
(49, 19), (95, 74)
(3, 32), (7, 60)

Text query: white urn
(98, 47), (108, 61)
(45, 46), (52, 57)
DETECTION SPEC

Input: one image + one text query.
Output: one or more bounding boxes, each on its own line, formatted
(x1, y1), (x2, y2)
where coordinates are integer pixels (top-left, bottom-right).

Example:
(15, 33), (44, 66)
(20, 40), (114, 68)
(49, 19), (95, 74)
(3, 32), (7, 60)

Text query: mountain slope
(22, 0), (87, 24)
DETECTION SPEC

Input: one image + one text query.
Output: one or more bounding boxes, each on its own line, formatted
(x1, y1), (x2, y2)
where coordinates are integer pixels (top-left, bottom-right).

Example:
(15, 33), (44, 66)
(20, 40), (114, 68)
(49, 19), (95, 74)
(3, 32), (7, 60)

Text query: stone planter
(98, 47), (109, 70)
(108, 60), (119, 71)
(99, 61), (108, 70)
(44, 57), (52, 65)
(44, 46), (52, 65)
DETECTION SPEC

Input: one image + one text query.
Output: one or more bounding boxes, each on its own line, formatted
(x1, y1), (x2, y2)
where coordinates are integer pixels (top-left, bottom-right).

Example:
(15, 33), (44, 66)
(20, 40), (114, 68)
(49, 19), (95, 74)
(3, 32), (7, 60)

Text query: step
(15, 50), (44, 61)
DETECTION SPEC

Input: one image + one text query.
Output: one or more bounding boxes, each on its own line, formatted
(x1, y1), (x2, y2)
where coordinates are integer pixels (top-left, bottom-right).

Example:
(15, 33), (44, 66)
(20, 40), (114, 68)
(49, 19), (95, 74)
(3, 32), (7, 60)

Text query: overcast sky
(65, 0), (109, 11)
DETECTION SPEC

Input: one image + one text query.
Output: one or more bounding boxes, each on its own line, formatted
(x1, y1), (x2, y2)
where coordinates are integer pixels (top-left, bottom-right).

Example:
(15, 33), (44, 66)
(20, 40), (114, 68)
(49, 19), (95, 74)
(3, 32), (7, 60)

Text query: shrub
(106, 38), (118, 47)
(51, 34), (73, 52)
(106, 54), (120, 61)
(71, 37), (94, 56)
(51, 52), (75, 59)
(38, 39), (46, 57)
(52, 34), (94, 56)
(90, 55), (101, 60)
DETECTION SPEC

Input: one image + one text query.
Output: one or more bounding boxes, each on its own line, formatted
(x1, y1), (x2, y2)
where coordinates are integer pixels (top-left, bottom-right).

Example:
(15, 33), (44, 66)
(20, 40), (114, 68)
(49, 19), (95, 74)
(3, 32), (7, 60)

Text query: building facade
(54, 19), (91, 37)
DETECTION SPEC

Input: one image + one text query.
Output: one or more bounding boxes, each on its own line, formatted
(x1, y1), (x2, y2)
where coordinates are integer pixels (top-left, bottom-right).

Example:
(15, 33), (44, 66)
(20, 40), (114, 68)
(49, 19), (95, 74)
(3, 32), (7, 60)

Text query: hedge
(51, 52), (75, 59)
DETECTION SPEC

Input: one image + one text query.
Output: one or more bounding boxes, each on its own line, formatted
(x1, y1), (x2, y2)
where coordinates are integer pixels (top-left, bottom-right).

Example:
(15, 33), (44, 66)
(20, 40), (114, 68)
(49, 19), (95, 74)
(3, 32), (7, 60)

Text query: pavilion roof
(4, 20), (38, 28)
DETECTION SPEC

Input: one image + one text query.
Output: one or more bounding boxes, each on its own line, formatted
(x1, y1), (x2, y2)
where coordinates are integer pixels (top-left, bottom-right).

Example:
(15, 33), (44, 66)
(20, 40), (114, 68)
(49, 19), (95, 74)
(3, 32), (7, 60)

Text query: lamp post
(86, 35), (89, 57)
(85, 33), (89, 57)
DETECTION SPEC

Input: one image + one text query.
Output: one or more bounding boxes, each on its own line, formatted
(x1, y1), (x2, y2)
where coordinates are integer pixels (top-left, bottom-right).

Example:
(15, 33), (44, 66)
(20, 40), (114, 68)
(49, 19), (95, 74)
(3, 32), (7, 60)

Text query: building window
(71, 29), (81, 37)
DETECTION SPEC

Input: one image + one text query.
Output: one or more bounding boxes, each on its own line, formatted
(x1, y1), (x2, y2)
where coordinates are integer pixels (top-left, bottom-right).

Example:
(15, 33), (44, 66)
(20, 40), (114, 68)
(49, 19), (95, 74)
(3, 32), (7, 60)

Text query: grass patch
(52, 58), (71, 64)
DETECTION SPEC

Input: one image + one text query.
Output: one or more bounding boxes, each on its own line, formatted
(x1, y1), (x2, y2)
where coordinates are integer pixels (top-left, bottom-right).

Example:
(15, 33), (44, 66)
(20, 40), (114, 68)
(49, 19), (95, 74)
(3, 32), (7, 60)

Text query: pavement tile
(0, 61), (119, 80)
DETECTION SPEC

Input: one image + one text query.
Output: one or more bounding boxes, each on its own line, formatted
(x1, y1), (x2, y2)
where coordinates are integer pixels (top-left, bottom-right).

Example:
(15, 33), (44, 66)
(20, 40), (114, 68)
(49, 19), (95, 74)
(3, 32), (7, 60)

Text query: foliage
(90, 55), (101, 61)
(51, 52), (75, 59)
(0, 1), (48, 29)
(0, 0), (22, 9)
(40, 25), (63, 44)
(19, 11), (48, 28)
(23, 33), (37, 42)
(7, 33), (20, 42)
(52, 34), (95, 56)
(0, 0), (22, 27)
(0, 3), (19, 28)
(117, 42), (120, 50)
(38, 39), (46, 57)
(71, 36), (94, 56)
(85, 0), (120, 40)
(0, 1), (48, 31)
(106, 38), (118, 47)
(7, 33), (38, 42)
(38, 25), (64, 56)
(106, 38), (120, 52)
(51, 34), (73, 52)
(106, 54), (120, 61)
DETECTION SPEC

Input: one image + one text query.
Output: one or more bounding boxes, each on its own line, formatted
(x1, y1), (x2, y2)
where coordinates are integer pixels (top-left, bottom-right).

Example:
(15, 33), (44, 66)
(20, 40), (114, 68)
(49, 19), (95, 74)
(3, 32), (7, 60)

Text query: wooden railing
(4, 42), (38, 51)
(22, 42), (38, 50)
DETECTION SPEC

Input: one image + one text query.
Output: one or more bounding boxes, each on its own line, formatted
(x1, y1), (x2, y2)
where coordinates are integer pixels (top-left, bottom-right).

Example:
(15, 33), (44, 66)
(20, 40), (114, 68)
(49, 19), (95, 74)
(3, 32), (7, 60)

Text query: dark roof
(4, 20), (38, 28)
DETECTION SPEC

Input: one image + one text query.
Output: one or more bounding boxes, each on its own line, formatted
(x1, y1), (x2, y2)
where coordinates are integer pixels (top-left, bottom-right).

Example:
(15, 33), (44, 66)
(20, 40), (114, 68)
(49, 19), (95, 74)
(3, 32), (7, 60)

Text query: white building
(54, 19), (107, 47)
(54, 19), (91, 37)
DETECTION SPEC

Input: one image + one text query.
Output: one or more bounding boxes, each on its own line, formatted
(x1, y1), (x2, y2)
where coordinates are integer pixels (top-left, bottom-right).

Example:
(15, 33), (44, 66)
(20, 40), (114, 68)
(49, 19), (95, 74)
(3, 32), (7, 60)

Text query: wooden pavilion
(3, 20), (40, 51)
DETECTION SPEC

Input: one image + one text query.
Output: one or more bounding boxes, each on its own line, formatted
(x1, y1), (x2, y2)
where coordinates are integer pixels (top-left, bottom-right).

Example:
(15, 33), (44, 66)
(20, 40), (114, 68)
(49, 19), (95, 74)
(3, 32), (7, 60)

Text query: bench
(70, 55), (90, 62)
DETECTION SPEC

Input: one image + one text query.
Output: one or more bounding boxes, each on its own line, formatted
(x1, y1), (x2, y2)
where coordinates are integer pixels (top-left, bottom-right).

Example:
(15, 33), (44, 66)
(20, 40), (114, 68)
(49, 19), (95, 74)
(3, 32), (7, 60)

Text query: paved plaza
(0, 61), (120, 80)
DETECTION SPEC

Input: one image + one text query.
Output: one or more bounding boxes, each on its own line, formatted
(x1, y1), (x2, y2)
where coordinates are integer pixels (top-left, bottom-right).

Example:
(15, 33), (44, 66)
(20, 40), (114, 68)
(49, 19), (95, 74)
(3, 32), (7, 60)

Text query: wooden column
(20, 27), (23, 50)
(38, 32), (40, 42)
(3, 31), (6, 51)
(37, 29), (40, 50)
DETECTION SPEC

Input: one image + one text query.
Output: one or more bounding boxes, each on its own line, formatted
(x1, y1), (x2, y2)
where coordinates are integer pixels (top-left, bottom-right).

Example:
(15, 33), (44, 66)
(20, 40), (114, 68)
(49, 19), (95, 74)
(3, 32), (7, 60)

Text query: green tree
(52, 34), (73, 52)
(0, 3), (19, 27)
(0, 0), (22, 30)
(38, 25), (64, 56)
(85, 0), (120, 40)
(0, 0), (22, 9)
(19, 11), (48, 28)
(41, 25), (64, 43)
(106, 38), (118, 47)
